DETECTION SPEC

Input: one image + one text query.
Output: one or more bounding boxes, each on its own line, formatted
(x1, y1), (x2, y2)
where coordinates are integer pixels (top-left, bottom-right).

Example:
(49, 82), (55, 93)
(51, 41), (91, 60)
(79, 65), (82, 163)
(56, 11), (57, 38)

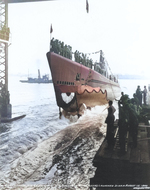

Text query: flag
(50, 24), (53, 33)
(86, 0), (89, 13)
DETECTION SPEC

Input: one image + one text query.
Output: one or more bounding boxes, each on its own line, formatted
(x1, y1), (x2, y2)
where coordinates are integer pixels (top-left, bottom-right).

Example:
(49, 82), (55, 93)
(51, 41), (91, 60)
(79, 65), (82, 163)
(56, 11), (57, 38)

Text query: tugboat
(46, 38), (121, 115)
(20, 69), (52, 84)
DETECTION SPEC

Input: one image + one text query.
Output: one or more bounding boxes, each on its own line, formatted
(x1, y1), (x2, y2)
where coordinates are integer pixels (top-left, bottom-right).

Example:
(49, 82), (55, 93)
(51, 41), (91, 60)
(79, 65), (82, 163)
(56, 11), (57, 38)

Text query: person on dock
(128, 102), (139, 148)
(118, 100), (129, 155)
(136, 85), (142, 106)
(105, 100), (116, 148)
(131, 93), (141, 113)
(142, 86), (147, 105)
(148, 85), (150, 105)
(119, 92), (124, 104)
(118, 92), (129, 105)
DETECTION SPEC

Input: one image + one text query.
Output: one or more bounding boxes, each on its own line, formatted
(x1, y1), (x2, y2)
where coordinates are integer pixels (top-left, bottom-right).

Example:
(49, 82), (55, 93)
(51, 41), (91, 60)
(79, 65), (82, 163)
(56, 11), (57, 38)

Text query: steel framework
(0, 0), (11, 117)
(0, 0), (10, 90)
(0, 0), (50, 118)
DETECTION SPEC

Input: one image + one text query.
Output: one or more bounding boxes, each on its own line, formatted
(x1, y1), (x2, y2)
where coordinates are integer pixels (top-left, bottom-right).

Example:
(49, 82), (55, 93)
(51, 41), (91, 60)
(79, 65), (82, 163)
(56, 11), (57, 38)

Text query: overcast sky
(8, 0), (150, 77)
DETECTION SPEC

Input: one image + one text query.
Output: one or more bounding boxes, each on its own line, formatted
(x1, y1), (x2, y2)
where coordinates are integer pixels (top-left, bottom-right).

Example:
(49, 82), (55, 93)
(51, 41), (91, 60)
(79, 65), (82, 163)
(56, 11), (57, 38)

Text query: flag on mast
(50, 24), (53, 33)
(50, 24), (53, 51)
(86, 0), (89, 13)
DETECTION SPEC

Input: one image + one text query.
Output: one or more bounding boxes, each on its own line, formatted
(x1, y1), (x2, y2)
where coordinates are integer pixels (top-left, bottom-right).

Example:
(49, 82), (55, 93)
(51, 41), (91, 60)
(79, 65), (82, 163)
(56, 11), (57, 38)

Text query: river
(0, 76), (149, 189)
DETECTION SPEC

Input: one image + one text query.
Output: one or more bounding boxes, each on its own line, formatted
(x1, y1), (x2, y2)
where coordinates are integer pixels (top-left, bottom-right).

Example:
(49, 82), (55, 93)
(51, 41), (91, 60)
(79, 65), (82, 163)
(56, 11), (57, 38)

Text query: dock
(90, 121), (150, 186)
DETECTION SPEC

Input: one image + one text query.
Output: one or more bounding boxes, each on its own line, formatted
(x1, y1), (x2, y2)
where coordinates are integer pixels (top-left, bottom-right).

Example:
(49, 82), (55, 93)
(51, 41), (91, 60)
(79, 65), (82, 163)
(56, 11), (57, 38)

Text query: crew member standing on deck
(142, 86), (147, 105)
(105, 101), (116, 148)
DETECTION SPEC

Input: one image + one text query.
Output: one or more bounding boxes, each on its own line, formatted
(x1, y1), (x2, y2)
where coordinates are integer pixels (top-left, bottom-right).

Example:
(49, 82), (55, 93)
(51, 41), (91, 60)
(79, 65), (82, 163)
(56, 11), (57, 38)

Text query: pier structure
(0, 0), (50, 120)
(90, 121), (150, 186)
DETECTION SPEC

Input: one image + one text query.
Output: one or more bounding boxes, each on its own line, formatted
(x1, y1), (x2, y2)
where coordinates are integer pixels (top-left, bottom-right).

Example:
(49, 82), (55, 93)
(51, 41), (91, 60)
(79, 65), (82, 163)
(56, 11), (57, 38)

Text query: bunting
(72, 50), (100, 55)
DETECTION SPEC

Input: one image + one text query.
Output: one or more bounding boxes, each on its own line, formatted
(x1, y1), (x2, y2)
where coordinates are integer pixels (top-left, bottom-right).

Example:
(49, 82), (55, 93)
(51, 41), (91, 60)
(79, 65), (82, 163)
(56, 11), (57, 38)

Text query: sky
(8, 0), (150, 78)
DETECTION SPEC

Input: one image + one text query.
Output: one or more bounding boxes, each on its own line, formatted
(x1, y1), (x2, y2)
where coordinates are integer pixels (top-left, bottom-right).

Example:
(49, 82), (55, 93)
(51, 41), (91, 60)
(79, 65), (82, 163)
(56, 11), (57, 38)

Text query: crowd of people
(105, 85), (149, 155)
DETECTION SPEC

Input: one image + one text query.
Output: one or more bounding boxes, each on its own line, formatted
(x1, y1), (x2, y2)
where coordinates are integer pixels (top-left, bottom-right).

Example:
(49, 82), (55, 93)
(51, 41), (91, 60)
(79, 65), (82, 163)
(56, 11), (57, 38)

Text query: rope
(72, 50), (100, 55)
(104, 58), (117, 100)
(109, 76), (116, 100)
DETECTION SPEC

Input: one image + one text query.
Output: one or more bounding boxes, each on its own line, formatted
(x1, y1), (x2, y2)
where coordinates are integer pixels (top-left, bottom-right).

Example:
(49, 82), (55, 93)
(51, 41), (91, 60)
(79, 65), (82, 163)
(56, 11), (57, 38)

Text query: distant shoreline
(118, 75), (150, 80)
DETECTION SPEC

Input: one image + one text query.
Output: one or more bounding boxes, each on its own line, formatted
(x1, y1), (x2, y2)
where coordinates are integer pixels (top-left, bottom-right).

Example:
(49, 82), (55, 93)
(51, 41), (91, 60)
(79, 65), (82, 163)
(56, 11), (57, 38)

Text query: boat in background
(20, 69), (52, 84)
(46, 39), (121, 115)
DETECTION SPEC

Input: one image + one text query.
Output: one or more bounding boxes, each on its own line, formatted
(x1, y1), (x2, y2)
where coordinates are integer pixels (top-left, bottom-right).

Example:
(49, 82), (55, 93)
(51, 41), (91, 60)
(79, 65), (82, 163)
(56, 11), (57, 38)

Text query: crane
(0, 0), (51, 118)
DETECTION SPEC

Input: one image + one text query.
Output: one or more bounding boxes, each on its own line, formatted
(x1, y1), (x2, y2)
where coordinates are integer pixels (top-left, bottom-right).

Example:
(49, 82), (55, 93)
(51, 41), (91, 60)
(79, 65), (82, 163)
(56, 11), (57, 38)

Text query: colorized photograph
(0, 0), (150, 189)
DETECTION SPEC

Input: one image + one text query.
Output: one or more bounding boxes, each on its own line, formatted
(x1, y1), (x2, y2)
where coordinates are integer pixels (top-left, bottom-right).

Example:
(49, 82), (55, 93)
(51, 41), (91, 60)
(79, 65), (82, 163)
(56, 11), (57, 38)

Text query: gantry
(0, 0), (11, 118)
(0, 0), (51, 118)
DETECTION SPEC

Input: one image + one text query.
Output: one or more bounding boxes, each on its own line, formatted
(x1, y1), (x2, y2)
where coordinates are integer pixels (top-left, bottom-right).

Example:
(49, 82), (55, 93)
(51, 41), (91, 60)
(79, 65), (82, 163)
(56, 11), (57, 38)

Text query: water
(0, 76), (149, 187)
(0, 76), (70, 173)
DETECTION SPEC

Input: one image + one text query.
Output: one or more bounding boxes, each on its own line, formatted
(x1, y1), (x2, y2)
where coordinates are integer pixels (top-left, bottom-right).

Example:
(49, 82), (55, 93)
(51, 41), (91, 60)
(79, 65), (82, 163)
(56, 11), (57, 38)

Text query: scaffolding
(0, 0), (48, 119)
(0, 0), (11, 118)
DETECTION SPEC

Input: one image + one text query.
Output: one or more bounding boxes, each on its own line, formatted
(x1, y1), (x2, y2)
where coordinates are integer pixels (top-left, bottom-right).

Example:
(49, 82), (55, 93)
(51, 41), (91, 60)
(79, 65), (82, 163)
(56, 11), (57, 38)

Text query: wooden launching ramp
(90, 122), (150, 187)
